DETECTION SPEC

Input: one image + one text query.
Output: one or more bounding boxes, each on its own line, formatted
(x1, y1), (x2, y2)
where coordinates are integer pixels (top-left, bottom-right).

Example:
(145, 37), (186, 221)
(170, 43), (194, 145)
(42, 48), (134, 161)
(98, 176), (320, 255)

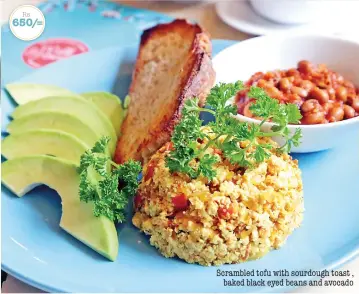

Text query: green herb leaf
(78, 137), (141, 223)
(165, 81), (302, 180)
(285, 103), (303, 124)
(206, 81), (244, 110)
(198, 154), (218, 179)
(91, 136), (111, 153)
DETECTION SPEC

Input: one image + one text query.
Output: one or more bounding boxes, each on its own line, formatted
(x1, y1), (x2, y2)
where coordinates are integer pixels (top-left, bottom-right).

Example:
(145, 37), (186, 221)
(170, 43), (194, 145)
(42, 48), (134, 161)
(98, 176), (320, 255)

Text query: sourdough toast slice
(114, 19), (215, 164)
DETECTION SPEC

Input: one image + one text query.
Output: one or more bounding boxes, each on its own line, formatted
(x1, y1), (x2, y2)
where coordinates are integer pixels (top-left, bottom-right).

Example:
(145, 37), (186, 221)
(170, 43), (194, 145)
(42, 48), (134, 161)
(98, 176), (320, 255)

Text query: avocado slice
(5, 83), (127, 136)
(11, 96), (117, 155)
(81, 92), (124, 136)
(1, 155), (118, 261)
(5, 83), (78, 105)
(6, 111), (99, 148)
(2, 129), (89, 163)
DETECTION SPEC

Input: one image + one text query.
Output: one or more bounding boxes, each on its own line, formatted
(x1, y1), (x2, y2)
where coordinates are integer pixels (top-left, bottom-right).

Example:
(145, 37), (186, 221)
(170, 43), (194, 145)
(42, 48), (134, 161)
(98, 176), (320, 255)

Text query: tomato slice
(172, 193), (189, 211)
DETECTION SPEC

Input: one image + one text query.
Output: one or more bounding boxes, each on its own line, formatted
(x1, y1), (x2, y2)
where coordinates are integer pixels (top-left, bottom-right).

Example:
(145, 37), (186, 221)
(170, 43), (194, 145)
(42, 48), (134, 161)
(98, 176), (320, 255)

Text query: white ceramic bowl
(213, 34), (359, 153)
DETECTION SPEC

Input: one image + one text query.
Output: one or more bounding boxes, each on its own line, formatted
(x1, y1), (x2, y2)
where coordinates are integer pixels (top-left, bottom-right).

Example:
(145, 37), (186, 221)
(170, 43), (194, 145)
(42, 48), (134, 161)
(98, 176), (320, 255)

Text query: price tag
(9, 5), (45, 41)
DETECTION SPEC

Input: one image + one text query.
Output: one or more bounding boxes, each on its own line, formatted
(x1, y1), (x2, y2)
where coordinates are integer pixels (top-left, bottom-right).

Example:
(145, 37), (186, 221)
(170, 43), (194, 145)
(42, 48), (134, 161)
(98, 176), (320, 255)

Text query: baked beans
(235, 60), (359, 124)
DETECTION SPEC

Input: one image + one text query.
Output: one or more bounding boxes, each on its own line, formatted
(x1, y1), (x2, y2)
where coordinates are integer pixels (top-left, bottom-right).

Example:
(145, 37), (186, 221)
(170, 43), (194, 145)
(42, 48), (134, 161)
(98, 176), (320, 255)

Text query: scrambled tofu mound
(132, 127), (304, 266)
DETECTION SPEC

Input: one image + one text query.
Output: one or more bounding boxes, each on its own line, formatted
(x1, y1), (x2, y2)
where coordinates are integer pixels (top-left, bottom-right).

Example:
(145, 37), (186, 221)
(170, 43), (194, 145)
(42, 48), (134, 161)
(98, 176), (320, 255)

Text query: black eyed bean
(351, 98), (359, 112)
(335, 86), (348, 102)
(309, 87), (329, 104)
(279, 78), (291, 91)
(327, 87), (336, 100)
(286, 68), (300, 77)
(298, 60), (313, 74)
(343, 105), (355, 119)
(328, 106), (344, 122)
(300, 80), (314, 91)
(292, 86), (308, 98)
(264, 85), (282, 99)
(303, 111), (325, 124)
(301, 99), (321, 113)
(322, 102), (333, 113)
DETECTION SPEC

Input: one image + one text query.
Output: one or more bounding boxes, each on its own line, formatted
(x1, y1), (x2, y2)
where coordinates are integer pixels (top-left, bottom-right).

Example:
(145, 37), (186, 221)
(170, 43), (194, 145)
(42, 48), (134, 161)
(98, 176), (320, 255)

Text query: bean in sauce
(236, 60), (359, 124)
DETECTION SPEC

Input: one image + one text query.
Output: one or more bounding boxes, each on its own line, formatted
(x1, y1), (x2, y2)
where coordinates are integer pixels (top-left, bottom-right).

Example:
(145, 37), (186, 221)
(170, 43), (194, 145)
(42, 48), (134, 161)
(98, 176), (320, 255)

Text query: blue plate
(2, 40), (359, 293)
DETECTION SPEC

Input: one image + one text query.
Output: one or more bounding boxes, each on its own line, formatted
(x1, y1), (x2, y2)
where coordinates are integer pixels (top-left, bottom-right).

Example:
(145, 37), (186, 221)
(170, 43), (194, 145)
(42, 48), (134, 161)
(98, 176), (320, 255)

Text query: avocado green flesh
(82, 92), (124, 136)
(1, 155), (119, 261)
(6, 112), (100, 148)
(5, 83), (79, 105)
(11, 96), (117, 155)
(5, 83), (126, 137)
(2, 130), (89, 163)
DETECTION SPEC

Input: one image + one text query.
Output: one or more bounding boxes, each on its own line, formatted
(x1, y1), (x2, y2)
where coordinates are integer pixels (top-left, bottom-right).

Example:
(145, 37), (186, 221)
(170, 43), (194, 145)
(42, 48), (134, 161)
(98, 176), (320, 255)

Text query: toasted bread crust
(115, 19), (215, 164)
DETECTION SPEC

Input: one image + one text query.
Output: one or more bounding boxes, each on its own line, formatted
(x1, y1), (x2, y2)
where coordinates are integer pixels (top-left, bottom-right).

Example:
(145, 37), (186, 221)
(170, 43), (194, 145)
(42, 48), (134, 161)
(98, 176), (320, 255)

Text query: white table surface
(1, 1), (359, 293)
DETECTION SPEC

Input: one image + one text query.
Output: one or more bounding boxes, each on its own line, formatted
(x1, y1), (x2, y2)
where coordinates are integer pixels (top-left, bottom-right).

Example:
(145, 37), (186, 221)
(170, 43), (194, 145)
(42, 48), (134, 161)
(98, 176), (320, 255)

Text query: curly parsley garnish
(166, 81), (302, 180)
(78, 137), (141, 223)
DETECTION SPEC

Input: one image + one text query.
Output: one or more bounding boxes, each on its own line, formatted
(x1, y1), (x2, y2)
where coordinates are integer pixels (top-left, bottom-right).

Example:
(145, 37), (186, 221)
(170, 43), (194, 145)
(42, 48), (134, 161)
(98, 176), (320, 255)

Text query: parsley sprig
(166, 82), (302, 180)
(78, 137), (141, 222)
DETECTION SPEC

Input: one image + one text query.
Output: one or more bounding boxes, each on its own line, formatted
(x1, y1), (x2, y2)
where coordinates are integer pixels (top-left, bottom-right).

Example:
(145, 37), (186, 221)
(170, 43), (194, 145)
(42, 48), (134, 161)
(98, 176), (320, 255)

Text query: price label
(9, 5), (45, 41)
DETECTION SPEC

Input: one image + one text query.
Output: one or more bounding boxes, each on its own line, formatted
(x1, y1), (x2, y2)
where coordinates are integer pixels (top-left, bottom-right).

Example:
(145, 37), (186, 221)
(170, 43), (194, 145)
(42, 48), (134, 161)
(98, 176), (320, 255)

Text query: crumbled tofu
(132, 127), (304, 266)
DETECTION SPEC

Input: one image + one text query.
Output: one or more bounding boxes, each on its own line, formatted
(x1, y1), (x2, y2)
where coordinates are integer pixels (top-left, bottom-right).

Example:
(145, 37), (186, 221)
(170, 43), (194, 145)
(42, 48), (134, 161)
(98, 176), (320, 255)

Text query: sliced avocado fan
(5, 83), (78, 105)
(2, 129), (89, 163)
(5, 83), (126, 136)
(11, 96), (117, 155)
(1, 155), (119, 261)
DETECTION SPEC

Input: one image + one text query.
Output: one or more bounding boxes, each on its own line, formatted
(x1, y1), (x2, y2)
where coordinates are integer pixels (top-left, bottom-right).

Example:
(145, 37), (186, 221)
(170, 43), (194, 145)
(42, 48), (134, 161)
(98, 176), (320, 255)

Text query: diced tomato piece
(218, 205), (234, 219)
(167, 219), (178, 229)
(165, 142), (174, 152)
(172, 193), (189, 211)
(144, 160), (157, 181)
(134, 193), (143, 209)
